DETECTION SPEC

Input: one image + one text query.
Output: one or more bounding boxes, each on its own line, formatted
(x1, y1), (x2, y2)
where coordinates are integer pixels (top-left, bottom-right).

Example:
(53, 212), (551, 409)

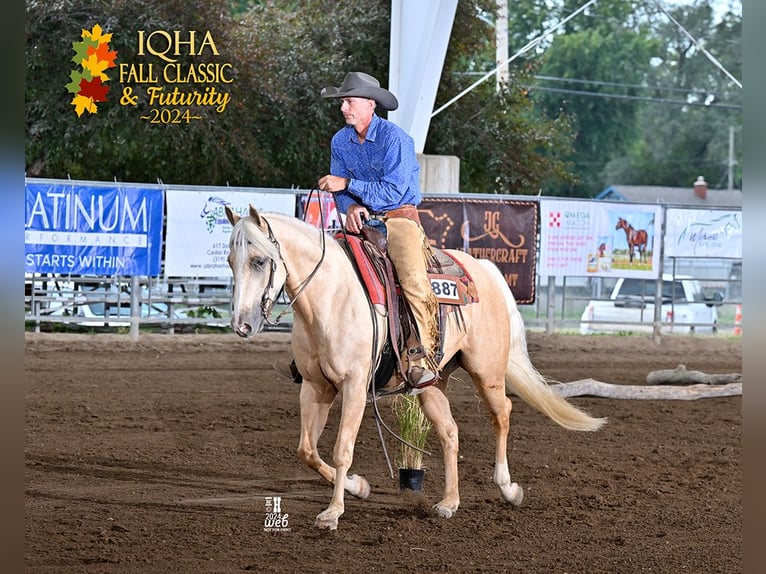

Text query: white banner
(164, 189), (295, 277)
(664, 209), (742, 258)
(539, 200), (663, 279)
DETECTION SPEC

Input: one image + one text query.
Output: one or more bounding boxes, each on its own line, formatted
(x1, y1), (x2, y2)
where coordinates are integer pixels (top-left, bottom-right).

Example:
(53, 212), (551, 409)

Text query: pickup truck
(579, 275), (723, 335)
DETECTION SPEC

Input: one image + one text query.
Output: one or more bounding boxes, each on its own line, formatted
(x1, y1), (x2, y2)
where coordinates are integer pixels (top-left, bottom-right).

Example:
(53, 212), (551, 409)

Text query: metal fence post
(130, 275), (140, 341)
(546, 275), (556, 335)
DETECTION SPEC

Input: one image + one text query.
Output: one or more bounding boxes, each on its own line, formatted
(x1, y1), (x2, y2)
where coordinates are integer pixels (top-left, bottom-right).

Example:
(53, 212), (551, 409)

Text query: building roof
(596, 184), (742, 208)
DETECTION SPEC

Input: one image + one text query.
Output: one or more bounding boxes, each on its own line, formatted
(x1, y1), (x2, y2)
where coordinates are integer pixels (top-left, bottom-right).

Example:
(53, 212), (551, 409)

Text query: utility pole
(496, 0), (508, 91)
(728, 125), (735, 191)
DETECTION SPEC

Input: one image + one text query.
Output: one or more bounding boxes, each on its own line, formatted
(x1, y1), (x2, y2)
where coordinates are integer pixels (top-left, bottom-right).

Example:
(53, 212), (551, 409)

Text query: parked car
(580, 274), (723, 335)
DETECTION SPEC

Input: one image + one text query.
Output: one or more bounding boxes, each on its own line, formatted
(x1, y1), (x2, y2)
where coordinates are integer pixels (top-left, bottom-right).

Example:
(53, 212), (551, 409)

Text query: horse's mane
(230, 215), (281, 263)
(230, 212), (329, 263)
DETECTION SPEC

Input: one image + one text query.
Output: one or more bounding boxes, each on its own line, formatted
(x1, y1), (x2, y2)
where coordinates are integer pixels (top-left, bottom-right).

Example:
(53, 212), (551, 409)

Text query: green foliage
(25, 0), (741, 197)
(391, 394), (432, 470)
(184, 305), (222, 319)
(429, 0), (578, 194)
(603, 1), (742, 190)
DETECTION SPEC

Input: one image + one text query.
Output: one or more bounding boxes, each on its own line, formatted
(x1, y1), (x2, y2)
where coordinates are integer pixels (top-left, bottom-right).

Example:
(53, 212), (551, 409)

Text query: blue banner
(25, 181), (164, 276)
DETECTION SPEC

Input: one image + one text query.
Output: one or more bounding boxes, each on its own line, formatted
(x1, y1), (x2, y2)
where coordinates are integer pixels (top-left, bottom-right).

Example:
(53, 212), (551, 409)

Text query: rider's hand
(345, 204), (369, 234)
(317, 175), (349, 193)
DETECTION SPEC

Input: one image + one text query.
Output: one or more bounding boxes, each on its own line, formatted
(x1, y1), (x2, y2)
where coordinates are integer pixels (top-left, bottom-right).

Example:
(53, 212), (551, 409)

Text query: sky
(664, 0), (741, 22)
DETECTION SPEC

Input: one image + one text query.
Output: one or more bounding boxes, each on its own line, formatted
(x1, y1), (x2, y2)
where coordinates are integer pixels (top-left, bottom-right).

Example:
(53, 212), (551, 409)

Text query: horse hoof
(433, 504), (456, 519)
(502, 482), (524, 506)
(314, 510), (339, 530)
(346, 474), (371, 500)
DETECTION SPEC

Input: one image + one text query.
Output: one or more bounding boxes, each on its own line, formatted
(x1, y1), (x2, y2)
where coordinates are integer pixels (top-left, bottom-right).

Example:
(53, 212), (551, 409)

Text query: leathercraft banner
(418, 198), (538, 303)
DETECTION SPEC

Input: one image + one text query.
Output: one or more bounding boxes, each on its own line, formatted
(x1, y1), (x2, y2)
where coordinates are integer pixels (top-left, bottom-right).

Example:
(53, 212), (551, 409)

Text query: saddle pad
(428, 249), (479, 305)
(340, 234), (386, 307)
(339, 234), (477, 307)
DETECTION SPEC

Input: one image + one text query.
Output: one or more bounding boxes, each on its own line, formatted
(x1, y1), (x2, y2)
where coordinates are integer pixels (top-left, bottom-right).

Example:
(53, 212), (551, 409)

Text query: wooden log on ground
(550, 378), (742, 400)
(645, 364), (742, 386)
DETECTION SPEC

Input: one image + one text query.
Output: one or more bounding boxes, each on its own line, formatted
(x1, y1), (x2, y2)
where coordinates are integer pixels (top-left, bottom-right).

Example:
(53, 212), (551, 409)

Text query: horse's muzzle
(232, 317), (257, 338)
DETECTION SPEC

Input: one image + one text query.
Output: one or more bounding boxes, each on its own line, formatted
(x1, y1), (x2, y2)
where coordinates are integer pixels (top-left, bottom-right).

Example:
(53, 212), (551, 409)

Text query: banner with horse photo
(417, 198), (537, 304)
(539, 199), (663, 279)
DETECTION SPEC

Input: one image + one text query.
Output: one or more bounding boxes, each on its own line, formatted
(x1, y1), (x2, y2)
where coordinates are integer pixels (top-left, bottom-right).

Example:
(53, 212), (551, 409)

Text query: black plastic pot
(398, 468), (425, 492)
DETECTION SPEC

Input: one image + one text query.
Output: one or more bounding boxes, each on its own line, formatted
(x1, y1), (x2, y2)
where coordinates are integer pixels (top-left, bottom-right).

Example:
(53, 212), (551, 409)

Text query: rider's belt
(368, 204), (420, 224)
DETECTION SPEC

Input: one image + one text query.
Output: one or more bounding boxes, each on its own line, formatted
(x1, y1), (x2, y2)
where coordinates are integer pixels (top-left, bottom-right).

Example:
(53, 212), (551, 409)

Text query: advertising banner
(164, 188), (295, 277)
(25, 180), (164, 276)
(297, 192), (342, 231)
(539, 200), (663, 279)
(418, 198), (538, 303)
(664, 209), (742, 258)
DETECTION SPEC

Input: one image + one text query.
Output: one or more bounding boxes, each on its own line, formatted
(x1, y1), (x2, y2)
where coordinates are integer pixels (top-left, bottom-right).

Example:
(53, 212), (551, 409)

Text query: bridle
(258, 190), (328, 326)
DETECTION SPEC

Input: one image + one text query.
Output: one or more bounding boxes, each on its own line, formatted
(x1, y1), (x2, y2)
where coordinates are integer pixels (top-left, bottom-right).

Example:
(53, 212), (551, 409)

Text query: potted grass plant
(391, 394), (432, 492)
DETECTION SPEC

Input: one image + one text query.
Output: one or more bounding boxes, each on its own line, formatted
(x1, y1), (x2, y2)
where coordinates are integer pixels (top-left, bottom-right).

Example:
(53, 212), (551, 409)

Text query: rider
(316, 71), (440, 390)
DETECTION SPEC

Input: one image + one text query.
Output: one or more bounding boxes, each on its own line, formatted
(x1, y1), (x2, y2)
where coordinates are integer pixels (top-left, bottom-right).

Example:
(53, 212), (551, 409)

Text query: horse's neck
(274, 222), (367, 327)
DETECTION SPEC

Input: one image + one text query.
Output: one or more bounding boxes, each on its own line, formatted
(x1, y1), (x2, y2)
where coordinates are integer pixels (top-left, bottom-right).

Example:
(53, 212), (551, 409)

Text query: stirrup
(407, 365), (437, 391)
(368, 381), (408, 401)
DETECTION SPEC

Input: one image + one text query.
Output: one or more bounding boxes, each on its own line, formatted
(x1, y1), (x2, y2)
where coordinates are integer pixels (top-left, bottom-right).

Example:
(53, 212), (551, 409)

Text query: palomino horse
(226, 205), (606, 530)
(615, 217), (649, 264)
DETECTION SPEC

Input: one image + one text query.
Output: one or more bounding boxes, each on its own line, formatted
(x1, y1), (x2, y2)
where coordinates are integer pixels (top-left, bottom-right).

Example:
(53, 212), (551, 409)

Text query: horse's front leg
(314, 383), (369, 530)
(297, 379), (336, 483)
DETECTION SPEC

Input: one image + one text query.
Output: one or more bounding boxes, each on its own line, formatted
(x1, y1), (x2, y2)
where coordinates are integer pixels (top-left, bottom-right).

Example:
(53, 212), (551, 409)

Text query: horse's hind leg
(297, 381), (371, 502)
(418, 387), (460, 518)
(475, 378), (524, 506)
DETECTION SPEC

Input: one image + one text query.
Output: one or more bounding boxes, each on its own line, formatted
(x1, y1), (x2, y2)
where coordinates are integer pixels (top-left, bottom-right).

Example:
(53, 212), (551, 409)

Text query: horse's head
(225, 204), (287, 338)
(615, 217), (627, 230)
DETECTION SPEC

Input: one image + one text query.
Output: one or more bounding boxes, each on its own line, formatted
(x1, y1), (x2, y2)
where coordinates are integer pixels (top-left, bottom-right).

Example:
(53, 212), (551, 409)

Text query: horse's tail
(478, 260), (607, 432)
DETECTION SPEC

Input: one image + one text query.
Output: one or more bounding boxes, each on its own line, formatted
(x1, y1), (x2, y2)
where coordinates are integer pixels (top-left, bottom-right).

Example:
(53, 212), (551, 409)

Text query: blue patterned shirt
(329, 114), (421, 214)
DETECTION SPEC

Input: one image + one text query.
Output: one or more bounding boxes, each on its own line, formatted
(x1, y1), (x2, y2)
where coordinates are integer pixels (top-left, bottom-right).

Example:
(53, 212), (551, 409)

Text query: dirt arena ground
(25, 331), (742, 573)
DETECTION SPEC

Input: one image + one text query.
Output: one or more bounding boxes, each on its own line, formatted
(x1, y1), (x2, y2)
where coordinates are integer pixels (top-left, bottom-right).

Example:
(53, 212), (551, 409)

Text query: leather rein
(259, 188), (327, 326)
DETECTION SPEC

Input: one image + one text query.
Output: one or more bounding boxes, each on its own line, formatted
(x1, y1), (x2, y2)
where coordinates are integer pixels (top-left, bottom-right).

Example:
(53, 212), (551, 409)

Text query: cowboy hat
(320, 72), (399, 111)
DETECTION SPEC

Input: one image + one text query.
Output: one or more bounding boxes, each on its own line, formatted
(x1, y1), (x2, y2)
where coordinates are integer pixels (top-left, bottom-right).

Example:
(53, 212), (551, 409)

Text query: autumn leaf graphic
(67, 24), (117, 116)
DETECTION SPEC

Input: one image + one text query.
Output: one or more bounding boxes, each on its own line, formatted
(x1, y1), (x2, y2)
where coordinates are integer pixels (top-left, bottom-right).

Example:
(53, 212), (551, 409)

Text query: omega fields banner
(24, 179), (164, 276)
(538, 199), (663, 279)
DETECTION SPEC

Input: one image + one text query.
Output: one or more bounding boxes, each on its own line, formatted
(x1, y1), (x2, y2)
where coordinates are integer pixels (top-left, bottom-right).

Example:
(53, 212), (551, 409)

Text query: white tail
(478, 260), (607, 432)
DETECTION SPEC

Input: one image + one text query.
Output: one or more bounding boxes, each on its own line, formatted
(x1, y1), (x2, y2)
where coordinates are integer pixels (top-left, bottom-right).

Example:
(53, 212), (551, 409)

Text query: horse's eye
(251, 256), (268, 270)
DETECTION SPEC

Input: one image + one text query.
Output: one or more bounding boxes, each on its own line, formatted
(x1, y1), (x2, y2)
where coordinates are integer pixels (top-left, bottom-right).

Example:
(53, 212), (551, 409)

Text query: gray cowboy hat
(320, 72), (399, 111)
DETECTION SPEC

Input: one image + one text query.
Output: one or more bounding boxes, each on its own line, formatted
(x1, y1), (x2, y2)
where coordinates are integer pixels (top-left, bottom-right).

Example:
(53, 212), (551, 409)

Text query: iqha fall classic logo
(66, 24), (118, 117)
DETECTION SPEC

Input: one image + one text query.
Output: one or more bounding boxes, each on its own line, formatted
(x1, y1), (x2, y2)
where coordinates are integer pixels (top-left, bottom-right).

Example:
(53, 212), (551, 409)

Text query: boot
(407, 358), (437, 390)
(273, 358), (303, 384)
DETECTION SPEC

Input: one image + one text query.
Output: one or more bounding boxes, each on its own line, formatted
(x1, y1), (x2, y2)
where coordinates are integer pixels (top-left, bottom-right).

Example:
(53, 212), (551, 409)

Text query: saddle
(336, 226), (479, 395)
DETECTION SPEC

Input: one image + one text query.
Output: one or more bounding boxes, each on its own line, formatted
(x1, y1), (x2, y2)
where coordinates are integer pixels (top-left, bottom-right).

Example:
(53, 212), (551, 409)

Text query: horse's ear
(249, 204), (267, 231)
(225, 205), (239, 226)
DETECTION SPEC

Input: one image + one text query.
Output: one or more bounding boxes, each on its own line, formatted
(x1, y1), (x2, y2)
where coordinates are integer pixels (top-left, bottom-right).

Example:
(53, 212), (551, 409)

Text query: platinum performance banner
(25, 179), (164, 276)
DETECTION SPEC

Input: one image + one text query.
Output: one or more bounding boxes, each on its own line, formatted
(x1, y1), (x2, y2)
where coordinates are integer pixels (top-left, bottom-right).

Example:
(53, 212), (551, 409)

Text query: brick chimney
(693, 175), (708, 200)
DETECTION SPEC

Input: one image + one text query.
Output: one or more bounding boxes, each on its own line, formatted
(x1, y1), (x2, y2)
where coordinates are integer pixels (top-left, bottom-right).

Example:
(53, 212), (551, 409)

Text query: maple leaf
(86, 42), (118, 69)
(71, 94), (97, 117)
(71, 38), (98, 67)
(82, 52), (111, 81)
(79, 77), (109, 102)
(65, 69), (85, 94)
(82, 24), (112, 45)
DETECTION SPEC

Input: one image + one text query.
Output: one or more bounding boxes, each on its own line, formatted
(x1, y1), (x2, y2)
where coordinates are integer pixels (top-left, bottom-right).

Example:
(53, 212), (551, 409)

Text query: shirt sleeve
(346, 134), (412, 212)
(329, 143), (355, 214)
(329, 125), (418, 213)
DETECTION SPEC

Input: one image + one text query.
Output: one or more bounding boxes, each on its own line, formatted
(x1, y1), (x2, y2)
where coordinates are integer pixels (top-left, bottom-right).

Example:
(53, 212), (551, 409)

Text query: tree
(529, 0), (661, 196)
(25, 0), (578, 194)
(426, 0), (578, 194)
(604, 1), (742, 190)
